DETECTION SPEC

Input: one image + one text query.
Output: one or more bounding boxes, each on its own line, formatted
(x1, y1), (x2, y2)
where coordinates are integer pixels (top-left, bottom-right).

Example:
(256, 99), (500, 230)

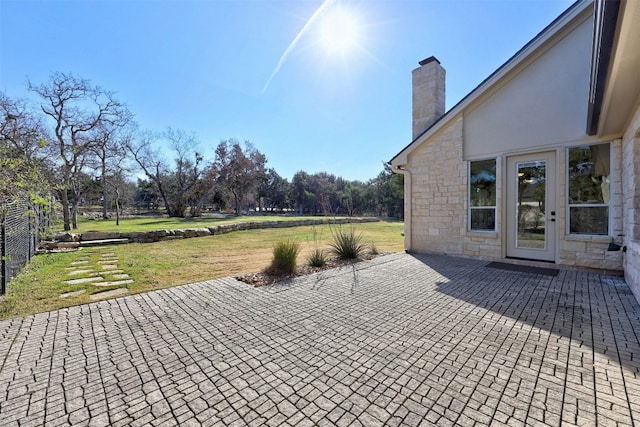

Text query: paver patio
(1, 252), (639, 426)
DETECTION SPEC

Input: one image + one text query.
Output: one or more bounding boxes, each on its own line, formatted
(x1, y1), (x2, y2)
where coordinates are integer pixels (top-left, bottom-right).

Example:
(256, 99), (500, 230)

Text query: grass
(49, 215), (353, 234)
(0, 221), (404, 320)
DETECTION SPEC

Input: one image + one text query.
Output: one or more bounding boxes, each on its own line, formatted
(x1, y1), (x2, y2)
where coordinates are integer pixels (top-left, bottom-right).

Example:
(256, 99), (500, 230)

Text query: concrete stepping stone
(60, 290), (87, 299)
(70, 260), (89, 266)
(97, 260), (118, 264)
(110, 274), (130, 280)
(100, 253), (116, 257)
(94, 279), (134, 287)
(90, 288), (128, 301)
(64, 277), (104, 285)
(68, 269), (95, 276)
(101, 265), (118, 270)
(101, 269), (124, 275)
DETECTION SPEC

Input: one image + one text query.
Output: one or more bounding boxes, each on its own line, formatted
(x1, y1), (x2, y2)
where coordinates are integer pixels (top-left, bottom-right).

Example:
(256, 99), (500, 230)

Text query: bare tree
(190, 163), (222, 217)
(164, 128), (203, 216)
(127, 128), (202, 217)
(68, 157), (93, 228)
(91, 121), (133, 219)
(108, 166), (133, 226)
(29, 72), (128, 230)
(126, 131), (170, 213)
(214, 139), (266, 215)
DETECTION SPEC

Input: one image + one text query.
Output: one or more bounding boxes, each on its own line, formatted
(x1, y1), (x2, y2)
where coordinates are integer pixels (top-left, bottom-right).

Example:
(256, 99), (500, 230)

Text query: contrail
(262, 0), (336, 93)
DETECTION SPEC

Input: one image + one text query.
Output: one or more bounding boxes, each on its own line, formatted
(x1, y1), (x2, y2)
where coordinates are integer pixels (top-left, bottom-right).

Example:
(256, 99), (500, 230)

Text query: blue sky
(0, 0), (575, 181)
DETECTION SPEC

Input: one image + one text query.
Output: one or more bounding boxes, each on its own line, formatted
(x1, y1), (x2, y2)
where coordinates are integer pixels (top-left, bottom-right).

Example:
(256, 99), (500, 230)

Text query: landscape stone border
(46, 217), (379, 248)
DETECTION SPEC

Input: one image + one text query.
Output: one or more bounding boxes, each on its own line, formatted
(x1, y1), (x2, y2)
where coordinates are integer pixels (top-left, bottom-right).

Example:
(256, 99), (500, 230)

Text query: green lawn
(1, 221), (405, 320)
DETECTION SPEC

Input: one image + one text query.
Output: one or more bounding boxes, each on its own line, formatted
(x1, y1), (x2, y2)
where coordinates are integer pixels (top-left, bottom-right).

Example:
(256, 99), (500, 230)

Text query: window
(469, 159), (496, 231)
(567, 143), (610, 235)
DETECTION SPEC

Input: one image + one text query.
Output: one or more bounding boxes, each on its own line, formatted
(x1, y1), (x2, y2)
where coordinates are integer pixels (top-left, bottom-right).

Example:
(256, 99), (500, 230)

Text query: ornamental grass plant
(329, 226), (365, 260)
(268, 240), (300, 275)
(307, 248), (328, 267)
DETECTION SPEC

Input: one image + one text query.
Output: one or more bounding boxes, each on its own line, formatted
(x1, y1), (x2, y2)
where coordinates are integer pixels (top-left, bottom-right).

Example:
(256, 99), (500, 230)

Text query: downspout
(391, 164), (412, 252)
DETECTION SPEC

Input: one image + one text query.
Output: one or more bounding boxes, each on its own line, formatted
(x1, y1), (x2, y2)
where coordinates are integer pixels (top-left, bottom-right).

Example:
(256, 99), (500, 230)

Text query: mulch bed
(236, 252), (390, 287)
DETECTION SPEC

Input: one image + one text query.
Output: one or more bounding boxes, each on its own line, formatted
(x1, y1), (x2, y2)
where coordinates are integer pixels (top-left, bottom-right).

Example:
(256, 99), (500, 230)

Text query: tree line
(1, 72), (403, 231)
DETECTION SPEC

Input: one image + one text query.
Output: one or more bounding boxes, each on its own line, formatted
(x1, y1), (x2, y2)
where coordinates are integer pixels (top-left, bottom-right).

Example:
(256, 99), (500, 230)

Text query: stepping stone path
(60, 248), (133, 301)
(59, 289), (86, 299)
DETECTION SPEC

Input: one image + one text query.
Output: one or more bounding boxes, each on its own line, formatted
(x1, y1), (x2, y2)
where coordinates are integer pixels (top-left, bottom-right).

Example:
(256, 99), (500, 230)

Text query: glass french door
(506, 152), (556, 261)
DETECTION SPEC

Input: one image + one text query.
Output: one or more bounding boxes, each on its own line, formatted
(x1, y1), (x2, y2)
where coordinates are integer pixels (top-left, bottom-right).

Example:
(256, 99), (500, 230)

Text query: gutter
(390, 164), (412, 252)
(586, 0), (621, 135)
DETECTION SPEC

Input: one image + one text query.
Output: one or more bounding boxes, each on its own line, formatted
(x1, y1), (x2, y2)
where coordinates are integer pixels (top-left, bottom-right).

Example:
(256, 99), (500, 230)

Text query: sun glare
(263, 0), (373, 93)
(318, 7), (361, 55)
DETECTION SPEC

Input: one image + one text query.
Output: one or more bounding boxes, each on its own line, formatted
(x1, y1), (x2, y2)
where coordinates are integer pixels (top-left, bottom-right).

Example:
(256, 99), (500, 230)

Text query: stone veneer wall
(406, 115), (501, 259)
(622, 103), (640, 303)
(557, 139), (624, 272)
(412, 58), (446, 140)
(405, 114), (625, 271)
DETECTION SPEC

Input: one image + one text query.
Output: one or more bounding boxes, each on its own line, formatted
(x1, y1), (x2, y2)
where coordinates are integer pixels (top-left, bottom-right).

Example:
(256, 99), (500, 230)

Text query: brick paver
(1, 253), (639, 426)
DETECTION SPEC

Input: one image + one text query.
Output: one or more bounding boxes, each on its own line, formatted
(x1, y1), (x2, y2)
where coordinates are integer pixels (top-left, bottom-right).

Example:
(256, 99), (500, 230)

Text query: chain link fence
(1, 196), (51, 295)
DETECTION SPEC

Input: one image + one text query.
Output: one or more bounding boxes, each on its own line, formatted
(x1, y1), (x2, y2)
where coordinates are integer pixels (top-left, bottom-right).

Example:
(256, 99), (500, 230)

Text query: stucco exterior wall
(464, 15), (593, 159)
(622, 103), (640, 303)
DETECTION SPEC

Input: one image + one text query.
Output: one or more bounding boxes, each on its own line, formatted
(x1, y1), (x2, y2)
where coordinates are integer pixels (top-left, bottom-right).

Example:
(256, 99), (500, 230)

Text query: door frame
(505, 151), (557, 262)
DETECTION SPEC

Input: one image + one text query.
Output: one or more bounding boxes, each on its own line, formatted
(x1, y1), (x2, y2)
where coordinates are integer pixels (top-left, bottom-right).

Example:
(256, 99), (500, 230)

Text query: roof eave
(586, 0), (621, 136)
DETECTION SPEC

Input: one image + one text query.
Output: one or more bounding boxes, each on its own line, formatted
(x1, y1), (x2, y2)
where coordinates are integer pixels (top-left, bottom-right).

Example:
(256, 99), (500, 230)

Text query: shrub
(329, 227), (365, 259)
(308, 248), (328, 267)
(269, 240), (300, 275)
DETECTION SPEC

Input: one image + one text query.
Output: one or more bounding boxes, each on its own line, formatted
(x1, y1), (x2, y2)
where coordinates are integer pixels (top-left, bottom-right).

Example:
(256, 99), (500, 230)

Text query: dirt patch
(236, 252), (390, 287)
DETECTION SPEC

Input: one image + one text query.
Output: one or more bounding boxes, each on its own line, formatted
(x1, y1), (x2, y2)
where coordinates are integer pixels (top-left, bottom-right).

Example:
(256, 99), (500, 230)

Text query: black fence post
(30, 207), (37, 260)
(1, 212), (6, 296)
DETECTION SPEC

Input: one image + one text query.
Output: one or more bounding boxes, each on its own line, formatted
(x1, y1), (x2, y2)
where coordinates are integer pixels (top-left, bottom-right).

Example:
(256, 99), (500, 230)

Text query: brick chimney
(412, 56), (446, 139)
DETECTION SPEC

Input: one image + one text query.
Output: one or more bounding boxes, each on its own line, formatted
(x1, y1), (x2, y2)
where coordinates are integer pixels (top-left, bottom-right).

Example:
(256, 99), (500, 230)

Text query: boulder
(194, 228), (212, 237)
(53, 232), (79, 242)
(81, 231), (121, 241)
(49, 241), (81, 249)
(147, 229), (172, 240)
(182, 229), (200, 238)
(132, 237), (155, 243)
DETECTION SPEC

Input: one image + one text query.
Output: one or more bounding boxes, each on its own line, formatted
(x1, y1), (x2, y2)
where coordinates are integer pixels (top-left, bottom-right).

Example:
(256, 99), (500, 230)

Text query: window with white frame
(567, 143), (610, 235)
(469, 159), (496, 231)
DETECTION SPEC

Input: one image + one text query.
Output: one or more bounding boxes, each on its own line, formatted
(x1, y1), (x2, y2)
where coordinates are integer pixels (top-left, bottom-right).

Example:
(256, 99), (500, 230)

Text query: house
(390, 0), (640, 303)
